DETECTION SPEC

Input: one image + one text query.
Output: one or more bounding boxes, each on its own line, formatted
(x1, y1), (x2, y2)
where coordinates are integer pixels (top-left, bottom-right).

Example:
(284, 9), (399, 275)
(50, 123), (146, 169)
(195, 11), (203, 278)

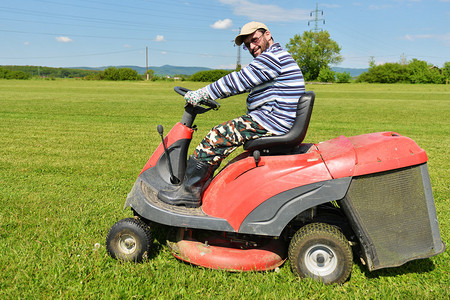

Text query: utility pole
(236, 43), (241, 71)
(235, 27), (242, 71)
(146, 46), (149, 81)
(400, 53), (407, 65)
(308, 3), (325, 32)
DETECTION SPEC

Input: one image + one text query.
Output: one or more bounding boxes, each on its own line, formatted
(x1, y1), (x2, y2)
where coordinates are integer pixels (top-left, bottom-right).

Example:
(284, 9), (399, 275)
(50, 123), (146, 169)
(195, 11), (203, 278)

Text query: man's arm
(206, 52), (281, 100)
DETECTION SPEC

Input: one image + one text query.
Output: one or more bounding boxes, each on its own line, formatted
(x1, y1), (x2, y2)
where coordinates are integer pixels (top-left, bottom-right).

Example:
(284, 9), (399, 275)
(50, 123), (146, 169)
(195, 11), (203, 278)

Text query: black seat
(243, 91), (315, 154)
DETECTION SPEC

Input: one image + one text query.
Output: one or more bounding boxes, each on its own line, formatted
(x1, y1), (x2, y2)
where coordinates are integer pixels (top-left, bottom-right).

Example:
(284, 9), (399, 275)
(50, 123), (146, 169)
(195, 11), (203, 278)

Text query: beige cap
(235, 21), (269, 46)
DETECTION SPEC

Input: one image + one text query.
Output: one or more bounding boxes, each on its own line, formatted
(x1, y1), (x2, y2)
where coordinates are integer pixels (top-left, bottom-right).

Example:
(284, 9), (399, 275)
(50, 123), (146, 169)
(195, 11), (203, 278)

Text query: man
(158, 21), (305, 208)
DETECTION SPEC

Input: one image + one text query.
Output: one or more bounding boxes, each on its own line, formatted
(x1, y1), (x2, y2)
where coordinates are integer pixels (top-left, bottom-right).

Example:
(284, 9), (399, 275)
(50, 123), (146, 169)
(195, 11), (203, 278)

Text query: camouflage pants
(194, 115), (272, 165)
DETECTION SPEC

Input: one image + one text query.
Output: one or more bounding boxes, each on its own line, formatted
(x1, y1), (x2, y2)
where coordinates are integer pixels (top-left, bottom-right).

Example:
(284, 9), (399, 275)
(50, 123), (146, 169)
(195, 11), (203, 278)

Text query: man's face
(244, 30), (273, 58)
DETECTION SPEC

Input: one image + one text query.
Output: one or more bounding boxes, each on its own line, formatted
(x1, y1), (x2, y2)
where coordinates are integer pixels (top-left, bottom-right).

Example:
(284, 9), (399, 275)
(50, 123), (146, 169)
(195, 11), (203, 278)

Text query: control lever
(253, 150), (261, 167)
(157, 125), (180, 184)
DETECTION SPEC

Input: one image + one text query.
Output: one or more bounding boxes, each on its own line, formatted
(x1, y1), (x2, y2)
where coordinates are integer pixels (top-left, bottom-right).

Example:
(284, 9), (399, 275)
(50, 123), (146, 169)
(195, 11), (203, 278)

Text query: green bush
(83, 73), (101, 80)
(443, 62), (450, 80)
(317, 68), (336, 82)
(359, 62), (408, 83)
(408, 59), (445, 84)
(101, 67), (119, 80)
(151, 75), (174, 81)
(0, 67), (10, 79)
(99, 67), (142, 81)
(357, 59), (449, 84)
(0, 67), (30, 80)
(118, 68), (142, 81)
(190, 69), (232, 82)
(336, 71), (352, 83)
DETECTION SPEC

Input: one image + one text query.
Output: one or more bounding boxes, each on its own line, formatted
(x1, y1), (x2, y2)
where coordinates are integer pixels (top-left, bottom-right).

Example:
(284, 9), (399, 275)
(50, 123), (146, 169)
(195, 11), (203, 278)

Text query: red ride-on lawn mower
(106, 87), (445, 285)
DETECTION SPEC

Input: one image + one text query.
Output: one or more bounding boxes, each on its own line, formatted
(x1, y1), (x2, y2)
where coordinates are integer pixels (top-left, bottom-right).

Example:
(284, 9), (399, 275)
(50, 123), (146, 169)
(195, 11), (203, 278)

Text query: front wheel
(106, 217), (153, 262)
(288, 223), (353, 285)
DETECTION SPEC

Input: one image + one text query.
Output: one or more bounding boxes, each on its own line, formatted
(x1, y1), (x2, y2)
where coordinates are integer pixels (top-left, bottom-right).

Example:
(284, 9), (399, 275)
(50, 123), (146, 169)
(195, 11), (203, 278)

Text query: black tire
(106, 217), (153, 262)
(288, 223), (353, 285)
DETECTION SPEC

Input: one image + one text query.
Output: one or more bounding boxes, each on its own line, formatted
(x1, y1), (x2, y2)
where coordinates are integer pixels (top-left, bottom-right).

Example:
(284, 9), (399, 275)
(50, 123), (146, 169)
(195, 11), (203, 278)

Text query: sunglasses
(242, 33), (264, 51)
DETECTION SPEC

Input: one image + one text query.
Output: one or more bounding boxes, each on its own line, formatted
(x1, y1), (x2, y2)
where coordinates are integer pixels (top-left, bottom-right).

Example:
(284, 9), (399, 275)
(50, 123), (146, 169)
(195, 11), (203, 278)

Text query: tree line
(356, 58), (449, 84)
(284, 30), (449, 84)
(0, 65), (97, 79)
(0, 66), (189, 81)
(1, 30), (449, 84)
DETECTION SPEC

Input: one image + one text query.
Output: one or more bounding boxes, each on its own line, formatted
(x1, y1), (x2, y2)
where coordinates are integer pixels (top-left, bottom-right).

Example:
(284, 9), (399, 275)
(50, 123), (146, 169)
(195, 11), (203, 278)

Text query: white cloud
(24, 41), (30, 46)
(369, 4), (392, 10)
(219, 0), (309, 22)
(55, 36), (73, 43)
(211, 19), (234, 29)
(123, 44), (132, 48)
(161, 51), (167, 55)
(402, 33), (450, 42)
(321, 4), (340, 8)
(154, 35), (166, 42)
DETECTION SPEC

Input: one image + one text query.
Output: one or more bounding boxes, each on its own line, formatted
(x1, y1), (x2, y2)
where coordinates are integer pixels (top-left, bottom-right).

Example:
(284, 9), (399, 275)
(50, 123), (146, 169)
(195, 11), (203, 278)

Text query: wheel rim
(118, 234), (137, 254)
(304, 244), (337, 276)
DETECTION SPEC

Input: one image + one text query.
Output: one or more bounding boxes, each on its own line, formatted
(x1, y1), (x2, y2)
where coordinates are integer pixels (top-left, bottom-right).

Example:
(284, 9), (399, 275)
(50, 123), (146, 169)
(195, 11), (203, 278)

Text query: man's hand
(184, 87), (211, 106)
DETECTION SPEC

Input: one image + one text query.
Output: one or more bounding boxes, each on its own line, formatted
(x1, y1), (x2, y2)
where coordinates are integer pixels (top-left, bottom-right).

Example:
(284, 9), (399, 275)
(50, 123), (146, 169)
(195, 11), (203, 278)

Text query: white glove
(184, 87), (211, 106)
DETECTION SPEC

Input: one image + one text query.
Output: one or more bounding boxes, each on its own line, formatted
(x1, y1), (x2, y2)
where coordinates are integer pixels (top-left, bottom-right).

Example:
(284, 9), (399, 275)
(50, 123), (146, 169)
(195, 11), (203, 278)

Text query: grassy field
(0, 80), (448, 298)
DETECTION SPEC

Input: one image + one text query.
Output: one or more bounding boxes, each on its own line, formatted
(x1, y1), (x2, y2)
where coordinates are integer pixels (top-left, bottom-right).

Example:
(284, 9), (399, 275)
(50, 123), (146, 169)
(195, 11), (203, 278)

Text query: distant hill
(332, 67), (368, 77)
(73, 65), (212, 76)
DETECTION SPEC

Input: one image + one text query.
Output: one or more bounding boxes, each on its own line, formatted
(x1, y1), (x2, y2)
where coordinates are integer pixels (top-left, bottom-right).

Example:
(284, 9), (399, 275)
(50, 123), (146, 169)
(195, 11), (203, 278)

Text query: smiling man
(158, 21), (305, 208)
(240, 23), (273, 57)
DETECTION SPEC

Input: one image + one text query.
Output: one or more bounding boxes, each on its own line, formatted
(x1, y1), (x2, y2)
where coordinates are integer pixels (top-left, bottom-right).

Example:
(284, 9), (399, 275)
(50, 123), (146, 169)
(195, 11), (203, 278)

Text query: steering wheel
(174, 86), (220, 110)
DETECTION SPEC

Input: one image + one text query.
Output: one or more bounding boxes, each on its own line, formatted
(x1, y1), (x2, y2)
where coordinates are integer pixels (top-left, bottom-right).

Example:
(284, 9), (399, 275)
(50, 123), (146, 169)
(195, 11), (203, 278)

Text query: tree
(368, 56), (376, 68)
(101, 67), (120, 80)
(356, 59), (447, 84)
(100, 67), (141, 81)
(118, 68), (141, 81)
(0, 67), (11, 79)
(0, 67), (30, 80)
(190, 69), (232, 82)
(146, 69), (155, 80)
(443, 62), (450, 83)
(286, 30), (343, 81)
(9, 70), (31, 80)
(407, 59), (445, 84)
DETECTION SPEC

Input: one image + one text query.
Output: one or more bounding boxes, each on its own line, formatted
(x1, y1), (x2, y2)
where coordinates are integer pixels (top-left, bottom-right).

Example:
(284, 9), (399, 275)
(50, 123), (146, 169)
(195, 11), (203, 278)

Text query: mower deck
(167, 228), (286, 272)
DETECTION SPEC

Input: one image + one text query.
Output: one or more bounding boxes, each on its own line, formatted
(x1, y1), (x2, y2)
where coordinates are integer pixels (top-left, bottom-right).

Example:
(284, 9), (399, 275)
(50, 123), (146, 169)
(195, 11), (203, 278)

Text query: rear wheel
(288, 223), (353, 285)
(106, 217), (153, 262)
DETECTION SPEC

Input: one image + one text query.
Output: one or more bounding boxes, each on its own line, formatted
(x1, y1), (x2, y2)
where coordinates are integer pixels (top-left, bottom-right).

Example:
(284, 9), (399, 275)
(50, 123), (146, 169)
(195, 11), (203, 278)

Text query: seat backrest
(243, 91), (315, 153)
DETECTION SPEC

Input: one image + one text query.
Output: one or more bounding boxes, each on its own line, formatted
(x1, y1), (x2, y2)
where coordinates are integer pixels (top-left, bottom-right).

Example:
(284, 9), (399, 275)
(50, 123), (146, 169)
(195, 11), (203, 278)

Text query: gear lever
(253, 150), (261, 167)
(157, 125), (180, 184)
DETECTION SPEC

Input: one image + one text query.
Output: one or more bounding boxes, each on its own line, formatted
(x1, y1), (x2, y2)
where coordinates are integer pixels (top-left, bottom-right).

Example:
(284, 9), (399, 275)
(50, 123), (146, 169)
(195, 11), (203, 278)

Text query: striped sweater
(206, 43), (305, 135)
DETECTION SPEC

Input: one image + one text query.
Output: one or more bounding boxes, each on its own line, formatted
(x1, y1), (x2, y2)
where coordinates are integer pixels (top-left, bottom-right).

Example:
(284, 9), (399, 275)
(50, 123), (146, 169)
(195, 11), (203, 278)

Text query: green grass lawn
(0, 79), (448, 298)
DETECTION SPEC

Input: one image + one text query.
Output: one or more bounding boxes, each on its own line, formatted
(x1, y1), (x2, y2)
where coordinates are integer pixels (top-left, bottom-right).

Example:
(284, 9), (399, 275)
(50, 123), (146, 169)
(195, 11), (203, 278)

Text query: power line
(0, 29), (149, 41)
(0, 28), (223, 43)
(32, 0), (223, 23)
(0, 48), (141, 60)
(0, 45), (236, 61)
(0, 6), (214, 33)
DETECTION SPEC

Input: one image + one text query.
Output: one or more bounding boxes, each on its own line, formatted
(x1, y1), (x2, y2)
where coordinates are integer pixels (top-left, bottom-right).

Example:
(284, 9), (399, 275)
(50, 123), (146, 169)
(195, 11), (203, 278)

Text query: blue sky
(0, 0), (449, 69)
